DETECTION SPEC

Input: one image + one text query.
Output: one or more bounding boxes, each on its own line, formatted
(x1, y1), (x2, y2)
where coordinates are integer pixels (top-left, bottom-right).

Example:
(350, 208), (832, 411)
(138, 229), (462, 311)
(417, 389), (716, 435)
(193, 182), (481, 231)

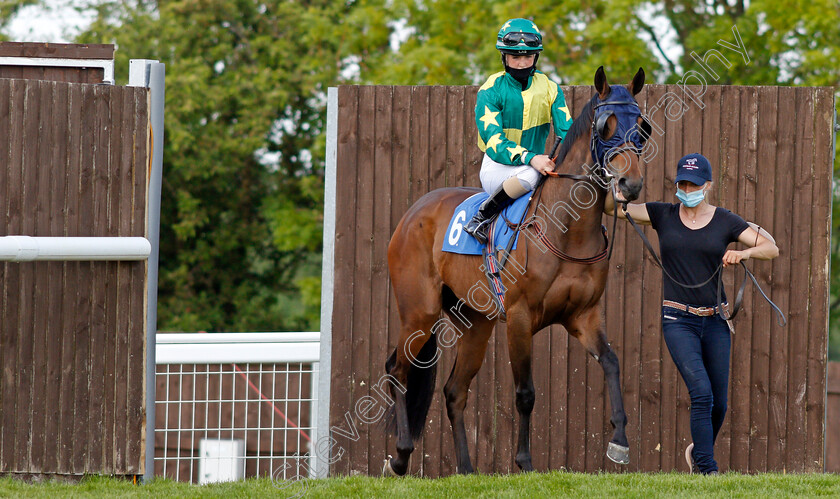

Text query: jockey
(464, 18), (574, 245)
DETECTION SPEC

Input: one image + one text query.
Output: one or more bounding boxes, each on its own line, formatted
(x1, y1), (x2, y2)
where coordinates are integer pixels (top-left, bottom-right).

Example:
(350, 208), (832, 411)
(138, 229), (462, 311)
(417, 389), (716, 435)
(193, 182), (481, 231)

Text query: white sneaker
(685, 443), (696, 473)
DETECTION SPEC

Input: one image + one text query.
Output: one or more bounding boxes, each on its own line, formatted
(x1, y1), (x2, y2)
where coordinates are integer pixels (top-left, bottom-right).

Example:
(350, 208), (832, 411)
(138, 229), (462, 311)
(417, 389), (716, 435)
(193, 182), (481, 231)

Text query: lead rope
(623, 209), (786, 326)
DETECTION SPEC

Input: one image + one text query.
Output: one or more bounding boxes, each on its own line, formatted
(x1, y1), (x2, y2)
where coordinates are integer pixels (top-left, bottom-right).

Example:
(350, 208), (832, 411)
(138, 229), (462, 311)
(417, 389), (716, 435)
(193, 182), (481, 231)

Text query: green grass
(1, 472), (839, 498)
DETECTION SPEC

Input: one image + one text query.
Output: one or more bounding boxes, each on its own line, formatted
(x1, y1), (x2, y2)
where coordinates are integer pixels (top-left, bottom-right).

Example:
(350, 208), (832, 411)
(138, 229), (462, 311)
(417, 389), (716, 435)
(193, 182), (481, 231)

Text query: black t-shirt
(646, 202), (750, 307)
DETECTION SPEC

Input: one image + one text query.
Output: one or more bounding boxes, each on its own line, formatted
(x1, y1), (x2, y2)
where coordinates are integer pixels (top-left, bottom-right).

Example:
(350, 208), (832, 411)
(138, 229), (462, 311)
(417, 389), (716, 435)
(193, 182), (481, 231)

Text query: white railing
(154, 332), (320, 484)
(0, 236), (151, 261)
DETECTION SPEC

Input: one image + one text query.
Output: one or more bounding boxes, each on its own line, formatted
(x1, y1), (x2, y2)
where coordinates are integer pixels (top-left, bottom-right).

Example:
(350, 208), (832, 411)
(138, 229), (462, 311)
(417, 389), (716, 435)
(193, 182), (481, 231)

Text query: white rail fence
(155, 332), (320, 484)
(0, 236), (151, 261)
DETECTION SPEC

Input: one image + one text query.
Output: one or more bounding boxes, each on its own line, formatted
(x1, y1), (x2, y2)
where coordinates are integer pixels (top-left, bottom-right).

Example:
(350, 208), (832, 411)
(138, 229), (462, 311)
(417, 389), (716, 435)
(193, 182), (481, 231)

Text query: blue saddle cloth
(441, 192), (531, 255)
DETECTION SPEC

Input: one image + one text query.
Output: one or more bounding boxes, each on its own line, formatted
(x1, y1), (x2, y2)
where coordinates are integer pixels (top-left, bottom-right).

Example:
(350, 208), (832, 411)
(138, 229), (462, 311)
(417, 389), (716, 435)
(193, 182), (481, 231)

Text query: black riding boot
(464, 185), (514, 245)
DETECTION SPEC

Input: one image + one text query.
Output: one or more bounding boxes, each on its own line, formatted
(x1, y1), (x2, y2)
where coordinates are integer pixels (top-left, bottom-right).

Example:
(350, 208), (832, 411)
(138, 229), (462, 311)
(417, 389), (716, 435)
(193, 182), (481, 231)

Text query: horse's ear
(629, 67), (645, 96)
(594, 66), (609, 99)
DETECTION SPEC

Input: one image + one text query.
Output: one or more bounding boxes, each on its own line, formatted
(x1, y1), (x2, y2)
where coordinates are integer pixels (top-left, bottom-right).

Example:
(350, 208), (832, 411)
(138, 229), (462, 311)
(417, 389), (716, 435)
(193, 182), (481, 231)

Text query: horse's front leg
(568, 308), (630, 464)
(600, 337), (630, 464)
(506, 312), (536, 472)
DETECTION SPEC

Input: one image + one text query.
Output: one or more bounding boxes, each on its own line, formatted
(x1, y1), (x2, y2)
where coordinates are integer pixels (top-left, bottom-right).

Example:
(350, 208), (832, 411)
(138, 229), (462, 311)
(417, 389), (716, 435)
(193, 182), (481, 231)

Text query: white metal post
(309, 361), (319, 478)
(315, 87), (339, 478)
(130, 59), (165, 484)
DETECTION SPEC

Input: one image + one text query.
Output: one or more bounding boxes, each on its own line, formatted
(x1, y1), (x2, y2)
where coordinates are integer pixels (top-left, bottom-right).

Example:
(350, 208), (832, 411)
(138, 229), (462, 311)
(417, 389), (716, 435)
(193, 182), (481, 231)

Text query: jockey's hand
(722, 249), (749, 267)
(530, 154), (555, 176)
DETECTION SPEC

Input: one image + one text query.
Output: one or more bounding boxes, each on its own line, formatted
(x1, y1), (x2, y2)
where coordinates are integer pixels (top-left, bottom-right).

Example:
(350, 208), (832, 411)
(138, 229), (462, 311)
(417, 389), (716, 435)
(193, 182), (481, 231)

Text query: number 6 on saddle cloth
(441, 192), (531, 256)
(441, 192), (534, 321)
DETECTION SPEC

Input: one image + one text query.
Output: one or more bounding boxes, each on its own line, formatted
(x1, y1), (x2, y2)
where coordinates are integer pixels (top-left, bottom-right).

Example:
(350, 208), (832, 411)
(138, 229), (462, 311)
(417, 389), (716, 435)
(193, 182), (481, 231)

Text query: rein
(501, 169), (614, 265)
(622, 209), (787, 326)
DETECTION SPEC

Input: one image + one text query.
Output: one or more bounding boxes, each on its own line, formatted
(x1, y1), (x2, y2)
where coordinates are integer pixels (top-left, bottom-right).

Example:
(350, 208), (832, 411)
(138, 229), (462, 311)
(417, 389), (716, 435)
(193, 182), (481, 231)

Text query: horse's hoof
(382, 455), (400, 477)
(606, 442), (630, 465)
(456, 464), (475, 475)
(516, 461), (534, 472)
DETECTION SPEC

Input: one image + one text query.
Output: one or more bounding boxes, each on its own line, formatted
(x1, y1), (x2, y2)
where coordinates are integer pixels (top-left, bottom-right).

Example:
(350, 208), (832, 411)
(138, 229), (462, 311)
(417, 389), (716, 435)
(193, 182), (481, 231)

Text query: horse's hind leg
(385, 318), (441, 476)
(442, 310), (494, 474)
(384, 277), (443, 476)
(568, 308), (630, 464)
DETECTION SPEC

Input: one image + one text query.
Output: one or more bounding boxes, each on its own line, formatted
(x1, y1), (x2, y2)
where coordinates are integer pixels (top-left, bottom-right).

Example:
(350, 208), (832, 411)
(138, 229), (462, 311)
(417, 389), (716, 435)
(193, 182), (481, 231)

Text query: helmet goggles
(500, 32), (541, 48)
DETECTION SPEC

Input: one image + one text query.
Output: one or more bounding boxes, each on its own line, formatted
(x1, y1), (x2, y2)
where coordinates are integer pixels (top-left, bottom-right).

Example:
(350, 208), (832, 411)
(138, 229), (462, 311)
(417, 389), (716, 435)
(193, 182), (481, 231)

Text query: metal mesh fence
(154, 333), (319, 483)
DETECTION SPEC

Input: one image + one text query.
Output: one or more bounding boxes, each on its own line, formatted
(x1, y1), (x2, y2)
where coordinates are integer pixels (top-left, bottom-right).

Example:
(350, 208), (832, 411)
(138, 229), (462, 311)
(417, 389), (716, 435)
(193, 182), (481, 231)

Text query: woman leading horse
(383, 63), (650, 475)
(604, 154), (779, 474)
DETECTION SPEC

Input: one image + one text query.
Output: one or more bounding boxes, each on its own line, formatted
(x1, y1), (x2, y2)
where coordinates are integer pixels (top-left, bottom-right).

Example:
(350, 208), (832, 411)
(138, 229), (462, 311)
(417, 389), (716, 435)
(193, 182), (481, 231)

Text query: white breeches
(478, 154), (541, 195)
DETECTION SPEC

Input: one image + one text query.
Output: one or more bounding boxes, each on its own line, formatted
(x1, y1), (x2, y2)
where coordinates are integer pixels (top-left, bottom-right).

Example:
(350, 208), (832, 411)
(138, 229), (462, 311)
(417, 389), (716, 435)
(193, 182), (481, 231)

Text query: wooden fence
(0, 76), (149, 476)
(326, 84), (834, 476)
(0, 42), (114, 84)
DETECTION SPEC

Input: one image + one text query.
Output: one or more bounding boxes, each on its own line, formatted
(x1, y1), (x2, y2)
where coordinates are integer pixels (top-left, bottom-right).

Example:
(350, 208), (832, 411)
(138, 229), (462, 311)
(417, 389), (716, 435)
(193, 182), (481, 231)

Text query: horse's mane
(553, 93), (598, 168)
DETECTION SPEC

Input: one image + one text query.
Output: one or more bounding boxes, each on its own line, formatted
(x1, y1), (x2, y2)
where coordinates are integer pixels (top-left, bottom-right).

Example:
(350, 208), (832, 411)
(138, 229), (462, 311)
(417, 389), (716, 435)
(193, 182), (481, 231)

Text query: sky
(6, 1), (95, 43)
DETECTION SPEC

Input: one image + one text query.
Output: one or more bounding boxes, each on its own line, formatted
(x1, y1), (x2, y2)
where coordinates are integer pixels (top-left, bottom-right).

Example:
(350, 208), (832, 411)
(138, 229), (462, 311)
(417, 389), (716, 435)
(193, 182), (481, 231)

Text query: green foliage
(362, 0), (662, 86)
(651, 0), (840, 87)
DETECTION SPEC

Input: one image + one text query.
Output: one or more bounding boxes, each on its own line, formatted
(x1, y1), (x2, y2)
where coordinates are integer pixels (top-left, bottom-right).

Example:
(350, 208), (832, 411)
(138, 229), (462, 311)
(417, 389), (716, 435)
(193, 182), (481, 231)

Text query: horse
(383, 66), (649, 475)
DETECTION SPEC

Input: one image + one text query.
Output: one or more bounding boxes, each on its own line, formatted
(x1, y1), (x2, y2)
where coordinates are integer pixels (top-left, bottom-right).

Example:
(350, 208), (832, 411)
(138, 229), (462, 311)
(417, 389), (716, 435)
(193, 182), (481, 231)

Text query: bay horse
(383, 67), (648, 475)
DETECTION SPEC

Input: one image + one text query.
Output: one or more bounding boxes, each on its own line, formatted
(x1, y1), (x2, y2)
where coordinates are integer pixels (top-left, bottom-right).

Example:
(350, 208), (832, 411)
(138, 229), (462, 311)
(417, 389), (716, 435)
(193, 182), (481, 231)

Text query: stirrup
(465, 217), (493, 244)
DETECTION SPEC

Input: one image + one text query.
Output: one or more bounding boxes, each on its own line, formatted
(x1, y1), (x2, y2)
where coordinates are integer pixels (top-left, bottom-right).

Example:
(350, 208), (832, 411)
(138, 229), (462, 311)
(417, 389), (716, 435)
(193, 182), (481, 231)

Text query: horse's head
(591, 66), (650, 202)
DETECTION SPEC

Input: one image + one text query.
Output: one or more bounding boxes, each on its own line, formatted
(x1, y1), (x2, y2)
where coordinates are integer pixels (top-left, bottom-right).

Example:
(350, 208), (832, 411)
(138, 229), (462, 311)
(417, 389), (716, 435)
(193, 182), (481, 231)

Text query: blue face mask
(676, 187), (706, 207)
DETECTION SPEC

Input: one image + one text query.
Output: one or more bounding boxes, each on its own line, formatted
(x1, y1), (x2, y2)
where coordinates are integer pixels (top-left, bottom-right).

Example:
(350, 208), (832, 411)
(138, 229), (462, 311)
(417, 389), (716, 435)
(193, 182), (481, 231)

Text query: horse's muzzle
(617, 177), (643, 202)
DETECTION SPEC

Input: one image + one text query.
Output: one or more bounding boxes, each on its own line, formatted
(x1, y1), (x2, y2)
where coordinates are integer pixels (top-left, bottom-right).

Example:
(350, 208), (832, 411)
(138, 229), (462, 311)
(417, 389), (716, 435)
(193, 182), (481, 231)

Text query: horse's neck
(537, 147), (607, 250)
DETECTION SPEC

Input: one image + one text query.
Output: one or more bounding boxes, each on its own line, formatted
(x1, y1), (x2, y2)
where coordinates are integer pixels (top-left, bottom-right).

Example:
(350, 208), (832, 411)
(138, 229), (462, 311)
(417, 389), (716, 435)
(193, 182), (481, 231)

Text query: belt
(663, 300), (729, 317)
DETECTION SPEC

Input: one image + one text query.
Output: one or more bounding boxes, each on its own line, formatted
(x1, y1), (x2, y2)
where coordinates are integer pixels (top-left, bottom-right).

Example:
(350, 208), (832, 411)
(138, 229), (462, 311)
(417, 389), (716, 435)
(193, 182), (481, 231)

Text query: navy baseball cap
(674, 153), (712, 185)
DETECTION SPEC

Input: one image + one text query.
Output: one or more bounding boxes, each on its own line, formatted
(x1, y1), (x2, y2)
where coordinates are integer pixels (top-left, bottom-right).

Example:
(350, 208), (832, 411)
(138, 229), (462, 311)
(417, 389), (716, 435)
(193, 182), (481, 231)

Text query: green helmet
(496, 18), (543, 55)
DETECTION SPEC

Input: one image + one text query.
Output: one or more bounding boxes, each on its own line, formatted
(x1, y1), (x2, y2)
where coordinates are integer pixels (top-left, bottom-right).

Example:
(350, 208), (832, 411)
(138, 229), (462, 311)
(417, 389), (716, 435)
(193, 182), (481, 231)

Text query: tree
(358, 0), (662, 86)
(68, 0), (391, 332)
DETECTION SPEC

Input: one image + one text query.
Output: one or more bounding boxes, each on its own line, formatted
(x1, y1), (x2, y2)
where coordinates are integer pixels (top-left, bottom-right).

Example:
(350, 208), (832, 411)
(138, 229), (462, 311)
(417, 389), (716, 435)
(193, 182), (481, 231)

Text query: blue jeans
(662, 306), (731, 473)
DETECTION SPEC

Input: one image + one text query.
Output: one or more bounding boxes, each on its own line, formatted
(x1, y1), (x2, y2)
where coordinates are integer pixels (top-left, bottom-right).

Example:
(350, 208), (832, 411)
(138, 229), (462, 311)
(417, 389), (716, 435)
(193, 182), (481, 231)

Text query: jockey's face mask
(591, 86), (652, 173)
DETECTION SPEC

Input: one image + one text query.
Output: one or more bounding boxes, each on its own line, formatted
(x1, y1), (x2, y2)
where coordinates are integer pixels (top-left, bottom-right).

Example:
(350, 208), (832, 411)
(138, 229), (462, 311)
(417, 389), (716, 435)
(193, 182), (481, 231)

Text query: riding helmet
(496, 18), (543, 55)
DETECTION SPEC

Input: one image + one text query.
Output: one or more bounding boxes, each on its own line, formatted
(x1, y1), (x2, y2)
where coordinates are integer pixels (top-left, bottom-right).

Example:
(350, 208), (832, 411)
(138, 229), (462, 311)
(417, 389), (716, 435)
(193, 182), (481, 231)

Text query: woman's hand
(722, 249), (750, 267)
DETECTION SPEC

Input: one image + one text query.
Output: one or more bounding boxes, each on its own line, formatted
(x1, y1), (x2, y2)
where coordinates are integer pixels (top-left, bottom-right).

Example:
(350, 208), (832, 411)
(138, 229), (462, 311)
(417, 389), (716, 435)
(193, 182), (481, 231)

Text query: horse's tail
(383, 336), (438, 440)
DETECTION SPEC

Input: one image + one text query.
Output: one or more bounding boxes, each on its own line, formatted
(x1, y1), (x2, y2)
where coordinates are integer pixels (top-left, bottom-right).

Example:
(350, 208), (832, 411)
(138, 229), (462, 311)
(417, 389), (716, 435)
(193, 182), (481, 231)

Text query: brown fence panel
(328, 84), (833, 476)
(0, 42), (114, 84)
(828, 362), (840, 473)
(0, 78), (149, 477)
